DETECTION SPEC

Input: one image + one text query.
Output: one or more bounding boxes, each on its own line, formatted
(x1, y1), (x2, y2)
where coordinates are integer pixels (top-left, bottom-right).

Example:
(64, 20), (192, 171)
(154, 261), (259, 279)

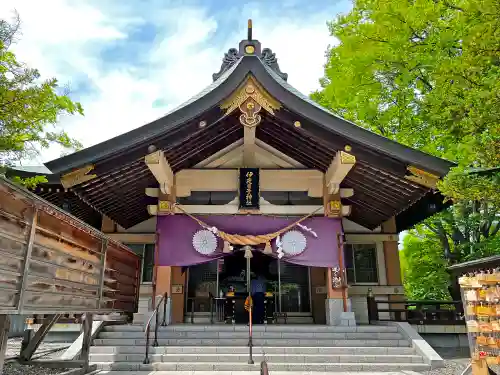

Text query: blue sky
(0, 0), (352, 163)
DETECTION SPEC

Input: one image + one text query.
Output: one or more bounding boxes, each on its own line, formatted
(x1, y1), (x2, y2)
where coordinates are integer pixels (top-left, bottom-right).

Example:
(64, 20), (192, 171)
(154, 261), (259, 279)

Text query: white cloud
(0, 1), (350, 165)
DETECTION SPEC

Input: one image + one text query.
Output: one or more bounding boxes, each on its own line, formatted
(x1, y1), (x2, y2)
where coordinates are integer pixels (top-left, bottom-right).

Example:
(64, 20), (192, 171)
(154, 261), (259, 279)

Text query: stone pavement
(98, 372), (424, 375)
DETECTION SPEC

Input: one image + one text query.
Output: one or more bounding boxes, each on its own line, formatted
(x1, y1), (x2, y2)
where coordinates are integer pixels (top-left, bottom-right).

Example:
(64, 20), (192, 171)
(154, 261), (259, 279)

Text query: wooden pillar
(382, 217), (404, 320)
(382, 217), (401, 286)
(152, 188), (175, 318)
(323, 180), (353, 325)
(170, 267), (186, 324)
(0, 315), (10, 375)
(80, 313), (93, 372)
(324, 185), (348, 301)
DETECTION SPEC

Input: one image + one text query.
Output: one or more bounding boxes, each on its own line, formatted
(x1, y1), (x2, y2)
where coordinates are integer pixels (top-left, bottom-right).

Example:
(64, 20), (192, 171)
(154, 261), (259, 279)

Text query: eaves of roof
(44, 55), (454, 178)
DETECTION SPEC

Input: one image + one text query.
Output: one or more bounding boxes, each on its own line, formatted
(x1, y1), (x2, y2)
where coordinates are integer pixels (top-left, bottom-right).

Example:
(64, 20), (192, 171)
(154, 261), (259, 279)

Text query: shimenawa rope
(173, 204), (322, 246)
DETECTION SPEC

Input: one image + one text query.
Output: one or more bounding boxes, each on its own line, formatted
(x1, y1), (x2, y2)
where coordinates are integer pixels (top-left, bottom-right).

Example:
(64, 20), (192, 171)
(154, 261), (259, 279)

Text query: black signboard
(239, 168), (260, 210)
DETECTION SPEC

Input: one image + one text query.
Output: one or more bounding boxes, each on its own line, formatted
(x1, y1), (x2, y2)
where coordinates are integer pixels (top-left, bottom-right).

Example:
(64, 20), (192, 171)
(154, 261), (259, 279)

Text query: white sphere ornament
(192, 229), (218, 255)
(281, 230), (307, 256)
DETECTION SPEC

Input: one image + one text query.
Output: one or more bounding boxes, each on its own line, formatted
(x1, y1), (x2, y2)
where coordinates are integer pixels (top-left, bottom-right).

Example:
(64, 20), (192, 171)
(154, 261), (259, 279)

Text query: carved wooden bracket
(60, 165), (97, 189)
(405, 166), (440, 189)
(144, 150), (174, 194)
(326, 151), (356, 194)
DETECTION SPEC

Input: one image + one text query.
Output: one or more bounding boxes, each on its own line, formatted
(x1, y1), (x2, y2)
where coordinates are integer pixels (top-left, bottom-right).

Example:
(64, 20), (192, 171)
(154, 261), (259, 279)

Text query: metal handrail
(143, 292), (168, 364)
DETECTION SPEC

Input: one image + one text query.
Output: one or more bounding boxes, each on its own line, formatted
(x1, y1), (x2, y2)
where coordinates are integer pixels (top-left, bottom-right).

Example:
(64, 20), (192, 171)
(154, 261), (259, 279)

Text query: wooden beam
(345, 233), (399, 243)
(147, 197), (325, 215)
(106, 233), (156, 243)
(260, 170), (323, 198)
(340, 188), (354, 198)
(175, 169), (325, 198)
(325, 151), (356, 194)
(144, 150), (174, 194)
(243, 126), (257, 167)
(198, 141), (243, 168)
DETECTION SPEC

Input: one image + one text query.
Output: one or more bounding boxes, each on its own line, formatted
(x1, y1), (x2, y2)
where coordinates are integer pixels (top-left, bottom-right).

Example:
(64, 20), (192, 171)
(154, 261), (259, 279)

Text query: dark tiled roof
(25, 40), (455, 230)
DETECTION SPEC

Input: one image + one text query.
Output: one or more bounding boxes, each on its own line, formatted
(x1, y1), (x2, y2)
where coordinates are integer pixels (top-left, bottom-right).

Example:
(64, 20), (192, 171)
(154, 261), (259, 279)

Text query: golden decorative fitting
(340, 151), (356, 164)
(158, 200), (174, 214)
(294, 121), (301, 128)
(61, 165), (97, 189)
(344, 145), (352, 152)
(405, 166), (440, 189)
(326, 200), (342, 218)
(239, 98), (262, 127)
(220, 76), (281, 117)
(245, 45), (255, 54)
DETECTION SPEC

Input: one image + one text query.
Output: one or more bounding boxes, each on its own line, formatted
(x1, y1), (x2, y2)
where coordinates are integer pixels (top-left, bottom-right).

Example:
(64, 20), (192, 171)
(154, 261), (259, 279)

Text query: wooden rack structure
(0, 177), (141, 375)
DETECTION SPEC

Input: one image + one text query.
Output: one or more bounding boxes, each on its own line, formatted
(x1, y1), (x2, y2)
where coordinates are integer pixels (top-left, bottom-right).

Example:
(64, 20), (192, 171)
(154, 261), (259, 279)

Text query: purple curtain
(157, 215), (342, 268)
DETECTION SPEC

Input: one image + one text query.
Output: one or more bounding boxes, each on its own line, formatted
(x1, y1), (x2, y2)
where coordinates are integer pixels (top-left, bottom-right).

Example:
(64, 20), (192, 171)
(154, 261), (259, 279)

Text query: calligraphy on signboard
(239, 168), (260, 210)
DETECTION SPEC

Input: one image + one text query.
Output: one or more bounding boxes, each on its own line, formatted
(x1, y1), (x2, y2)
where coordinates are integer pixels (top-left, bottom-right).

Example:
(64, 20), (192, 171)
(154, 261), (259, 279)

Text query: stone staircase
(87, 324), (439, 373)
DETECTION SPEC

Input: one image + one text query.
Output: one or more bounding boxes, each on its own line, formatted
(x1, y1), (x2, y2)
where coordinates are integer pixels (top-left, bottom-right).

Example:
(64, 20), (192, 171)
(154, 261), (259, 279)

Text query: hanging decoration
(263, 241), (272, 254)
(296, 223), (318, 238)
(281, 230), (307, 256)
(222, 241), (233, 253)
(276, 234), (284, 259)
(192, 229), (218, 255)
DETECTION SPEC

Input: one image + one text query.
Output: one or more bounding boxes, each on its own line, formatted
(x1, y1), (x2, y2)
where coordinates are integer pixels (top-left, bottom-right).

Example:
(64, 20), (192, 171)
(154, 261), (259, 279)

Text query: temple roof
(12, 24), (455, 231)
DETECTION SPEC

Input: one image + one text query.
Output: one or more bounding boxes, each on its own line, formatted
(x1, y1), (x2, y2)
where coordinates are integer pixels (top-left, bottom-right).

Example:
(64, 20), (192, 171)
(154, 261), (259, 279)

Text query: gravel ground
(422, 347), (470, 375)
(2, 338), (71, 375)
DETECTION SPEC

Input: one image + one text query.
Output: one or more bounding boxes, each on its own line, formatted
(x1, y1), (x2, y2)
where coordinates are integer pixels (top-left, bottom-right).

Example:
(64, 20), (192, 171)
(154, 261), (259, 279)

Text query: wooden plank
(19, 314), (60, 361)
(17, 208), (38, 312)
(80, 313), (93, 371)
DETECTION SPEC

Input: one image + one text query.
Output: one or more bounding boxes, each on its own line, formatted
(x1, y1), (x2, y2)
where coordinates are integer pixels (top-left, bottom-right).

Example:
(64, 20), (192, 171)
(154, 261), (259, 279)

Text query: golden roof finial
(248, 19), (253, 40)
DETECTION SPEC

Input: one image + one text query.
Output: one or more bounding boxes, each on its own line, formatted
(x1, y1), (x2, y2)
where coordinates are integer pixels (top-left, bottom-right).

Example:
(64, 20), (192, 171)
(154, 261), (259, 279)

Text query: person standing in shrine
(251, 273), (266, 324)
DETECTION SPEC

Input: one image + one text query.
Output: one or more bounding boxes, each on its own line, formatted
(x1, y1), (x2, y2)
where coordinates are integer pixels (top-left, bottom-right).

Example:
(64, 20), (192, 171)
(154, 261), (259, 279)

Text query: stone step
(92, 338), (411, 347)
(93, 361), (431, 372)
(90, 345), (416, 355)
(98, 331), (404, 340)
(102, 324), (400, 333)
(95, 372), (418, 375)
(90, 353), (424, 364)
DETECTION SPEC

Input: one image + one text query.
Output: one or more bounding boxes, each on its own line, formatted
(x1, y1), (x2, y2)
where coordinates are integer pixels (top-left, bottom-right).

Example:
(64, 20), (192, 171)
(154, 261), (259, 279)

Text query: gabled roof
(18, 30), (454, 230)
(45, 53), (452, 177)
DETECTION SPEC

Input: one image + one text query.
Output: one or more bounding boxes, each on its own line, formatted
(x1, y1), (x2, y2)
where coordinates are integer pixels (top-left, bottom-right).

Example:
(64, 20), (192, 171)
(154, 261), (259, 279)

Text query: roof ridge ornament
(220, 76), (281, 118)
(212, 20), (288, 82)
(261, 48), (288, 81)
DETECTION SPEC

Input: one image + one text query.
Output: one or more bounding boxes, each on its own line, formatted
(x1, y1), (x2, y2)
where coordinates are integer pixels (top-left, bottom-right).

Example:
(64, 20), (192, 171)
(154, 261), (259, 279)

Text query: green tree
(400, 227), (452, 300)
(0, 13), (83, 187)
(424, 201), (499, 261)
(313, 0), (500, 202)
(314, 0), (500, 297)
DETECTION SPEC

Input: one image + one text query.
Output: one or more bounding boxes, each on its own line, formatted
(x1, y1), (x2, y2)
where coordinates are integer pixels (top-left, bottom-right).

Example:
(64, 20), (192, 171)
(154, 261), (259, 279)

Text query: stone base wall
(325, 298), (356, 326)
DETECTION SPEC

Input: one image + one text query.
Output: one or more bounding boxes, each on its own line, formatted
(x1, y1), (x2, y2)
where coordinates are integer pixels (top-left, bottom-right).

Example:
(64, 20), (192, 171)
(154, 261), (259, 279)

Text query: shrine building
(11, 22), (454, 326)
